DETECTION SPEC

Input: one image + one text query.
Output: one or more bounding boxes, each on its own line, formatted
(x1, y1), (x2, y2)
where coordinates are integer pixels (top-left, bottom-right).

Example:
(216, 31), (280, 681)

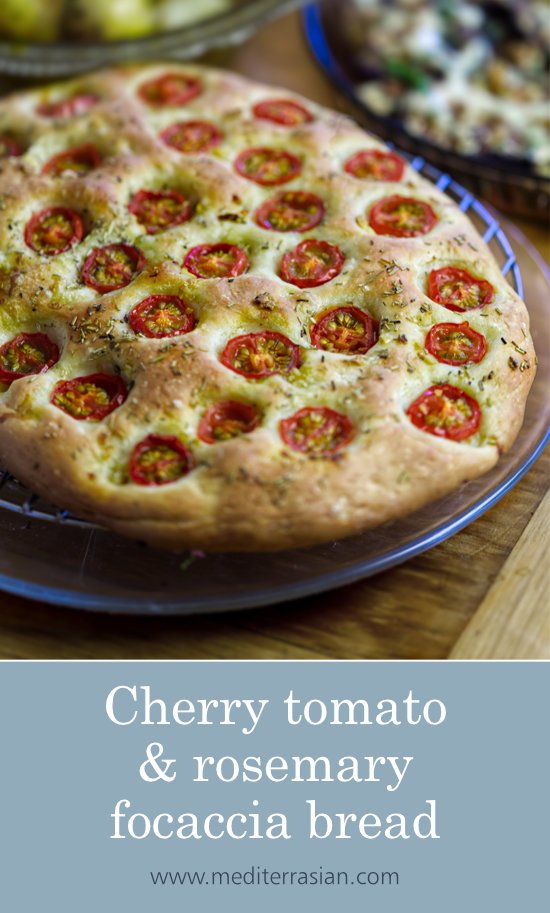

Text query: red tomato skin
(220, 331), (301, 379)
(51, 373), (127, 421)
(253, 99), (313, 126)
(81, 244), (146, 293)
(184, 243), (249, 279)
(310, 306), (377, 354)
(427, 267), (495, 313)
(234, 147), (302, 186)
(369, 195), (437, 237)
(24, 207), (85, 256)
(197, 401), (259, 444)
(0, 333), (59, 383)
(254, 191), (325, 232)
(128, 189), (192, 235)
(280, 406), (355, 455)
(0, 136), (23, 157)
(128, 295), (196, 339)
(425, 322), (487, 366)
(280, 240), (344, 289)
(138, 73), (201, 108)
(406, 383), (481, 441)
(344, 149), (405, 182)
(42, 144), (101, 176)
(129, 434), (194, 486)
(37, 94), (98, 118)
(160, 120), (222, 153)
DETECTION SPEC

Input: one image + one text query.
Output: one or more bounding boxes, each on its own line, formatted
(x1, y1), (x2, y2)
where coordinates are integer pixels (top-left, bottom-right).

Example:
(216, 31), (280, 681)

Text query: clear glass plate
(0, 166), (548, 614)
(0, 0), (305, 78)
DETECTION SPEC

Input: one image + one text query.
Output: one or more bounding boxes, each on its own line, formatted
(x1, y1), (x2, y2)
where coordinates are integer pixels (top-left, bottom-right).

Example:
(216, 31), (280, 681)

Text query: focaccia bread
(0, 64), (536, 551)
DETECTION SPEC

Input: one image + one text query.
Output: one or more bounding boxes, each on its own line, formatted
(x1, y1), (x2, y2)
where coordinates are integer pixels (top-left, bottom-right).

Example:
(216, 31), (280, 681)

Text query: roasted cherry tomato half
(310, 306), (377, 355)
(184, 243), (248, 279)
(138, 72), (201, 108)
(198, 400), (260, 444)
(0, 333), (59, 383)
(51, 373), (127, 421)
(160, 120), (222, 154)
(427, 267), (495, 312)
(280, 406), (354, 455)
(128, 295), (196, 339)
(221, 331), (301, 379)
(369, 195), (437, 237)
(253, 98), (313, 126)
(81, 243), (145, 293)
(280, 239), (344, 289)
(407, 383), (481, 441)
(344, 149), (405, 182)
(128, 189), (192, 235)
(24, 207), (84, 256)
(129, 434), (194, 486)
(255, 191), (325, 232)
(234, 147), (301, 186)
(426, 321), (487, 366)
(0, 136), (22, 157)
(36, 93), (98, 118)
(42, 144), (101, 176)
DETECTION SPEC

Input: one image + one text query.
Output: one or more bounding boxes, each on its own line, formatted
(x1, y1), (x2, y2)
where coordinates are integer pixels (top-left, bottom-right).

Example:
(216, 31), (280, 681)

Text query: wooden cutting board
(0, 12), (548, 660)
(450, 488), (550, 658)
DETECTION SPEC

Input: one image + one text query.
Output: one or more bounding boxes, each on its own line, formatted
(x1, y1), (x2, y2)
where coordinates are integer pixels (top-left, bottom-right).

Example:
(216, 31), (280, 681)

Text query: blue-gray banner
(0, 661), (547, 910)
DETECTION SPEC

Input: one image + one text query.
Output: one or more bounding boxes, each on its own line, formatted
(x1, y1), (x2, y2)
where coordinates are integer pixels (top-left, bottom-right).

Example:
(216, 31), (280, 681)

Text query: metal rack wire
(0, 158), (523, 529)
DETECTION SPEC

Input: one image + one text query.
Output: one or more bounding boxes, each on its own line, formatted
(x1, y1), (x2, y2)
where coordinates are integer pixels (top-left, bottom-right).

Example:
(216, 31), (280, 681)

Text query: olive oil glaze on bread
(0, 65), (535, 550)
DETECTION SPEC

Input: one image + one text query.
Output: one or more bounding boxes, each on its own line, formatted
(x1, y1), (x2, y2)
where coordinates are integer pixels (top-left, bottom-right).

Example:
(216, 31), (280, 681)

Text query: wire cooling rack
(0, 156), (524, 531)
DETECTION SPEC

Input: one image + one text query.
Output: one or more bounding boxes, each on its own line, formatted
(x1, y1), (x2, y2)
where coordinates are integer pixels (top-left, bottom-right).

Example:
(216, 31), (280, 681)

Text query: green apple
(71, 0), (155, 41)
(0, 0), (63, 42)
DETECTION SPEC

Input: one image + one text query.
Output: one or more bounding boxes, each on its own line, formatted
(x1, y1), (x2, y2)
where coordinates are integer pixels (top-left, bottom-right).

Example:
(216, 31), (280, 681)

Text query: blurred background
(0, 2), (547, 653)
(0, 1), (547, 220)
(0, 0), (246, 42)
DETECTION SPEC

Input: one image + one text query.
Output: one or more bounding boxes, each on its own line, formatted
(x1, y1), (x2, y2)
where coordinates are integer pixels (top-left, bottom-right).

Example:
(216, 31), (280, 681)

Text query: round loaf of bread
(0, 64), (536, 550)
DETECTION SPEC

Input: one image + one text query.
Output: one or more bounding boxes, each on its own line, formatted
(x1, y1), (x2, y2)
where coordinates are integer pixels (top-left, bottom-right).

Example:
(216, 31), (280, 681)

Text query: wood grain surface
(0, 12), (548, 660)
(450, 488), (550, 659)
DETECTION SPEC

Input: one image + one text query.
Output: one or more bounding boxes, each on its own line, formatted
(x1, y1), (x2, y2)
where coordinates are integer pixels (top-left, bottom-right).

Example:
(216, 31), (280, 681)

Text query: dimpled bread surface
(0, 64), (536, 551)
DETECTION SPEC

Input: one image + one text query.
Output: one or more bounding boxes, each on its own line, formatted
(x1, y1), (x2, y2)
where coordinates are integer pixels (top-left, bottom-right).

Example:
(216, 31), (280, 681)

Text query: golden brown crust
(0, 63), (536, 551)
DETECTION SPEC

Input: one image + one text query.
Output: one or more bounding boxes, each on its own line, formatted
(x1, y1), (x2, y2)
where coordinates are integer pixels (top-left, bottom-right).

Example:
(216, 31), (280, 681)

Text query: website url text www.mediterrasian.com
(150, 867), (399, 887)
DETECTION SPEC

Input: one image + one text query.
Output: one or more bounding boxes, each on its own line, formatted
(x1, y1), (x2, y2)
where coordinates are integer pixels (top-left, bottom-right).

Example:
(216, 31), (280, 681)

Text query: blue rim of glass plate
(0, 27), (548, 611)
(0, 416), (548, 614)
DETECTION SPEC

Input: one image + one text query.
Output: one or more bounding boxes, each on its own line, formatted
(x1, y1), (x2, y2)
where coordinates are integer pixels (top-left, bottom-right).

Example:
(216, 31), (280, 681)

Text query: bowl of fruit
(0, 0), (303, 76)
